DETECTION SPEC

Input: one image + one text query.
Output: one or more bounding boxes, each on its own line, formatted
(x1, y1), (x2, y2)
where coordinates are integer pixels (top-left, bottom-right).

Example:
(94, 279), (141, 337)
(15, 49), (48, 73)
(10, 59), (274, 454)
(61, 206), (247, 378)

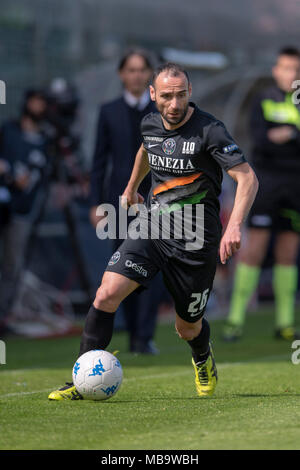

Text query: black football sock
(187, 318), (210, 364)
(79, 305), (115, 358)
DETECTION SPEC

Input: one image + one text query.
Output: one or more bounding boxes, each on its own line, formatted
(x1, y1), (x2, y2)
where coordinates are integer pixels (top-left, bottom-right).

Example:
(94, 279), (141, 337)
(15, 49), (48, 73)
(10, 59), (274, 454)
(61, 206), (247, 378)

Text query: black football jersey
(141, 102), (246, 208)
(137, 102), (246, 250)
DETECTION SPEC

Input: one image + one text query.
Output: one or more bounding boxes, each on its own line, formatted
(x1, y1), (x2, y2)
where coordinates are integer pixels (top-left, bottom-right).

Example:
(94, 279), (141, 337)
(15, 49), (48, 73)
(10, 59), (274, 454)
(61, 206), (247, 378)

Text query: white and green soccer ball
(72, 350), (123, 400)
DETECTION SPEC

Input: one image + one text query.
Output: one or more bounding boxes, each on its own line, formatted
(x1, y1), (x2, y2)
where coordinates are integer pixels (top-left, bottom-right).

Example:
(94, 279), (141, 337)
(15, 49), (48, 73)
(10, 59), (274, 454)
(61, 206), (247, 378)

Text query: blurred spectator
(0, 89), (50, 335)
(0, 158), (12, 232)
(43, 78), (93, 302)
(89, 48), (165, 354)
(45, 77), (89, 199)
(223, 46), (300, 342)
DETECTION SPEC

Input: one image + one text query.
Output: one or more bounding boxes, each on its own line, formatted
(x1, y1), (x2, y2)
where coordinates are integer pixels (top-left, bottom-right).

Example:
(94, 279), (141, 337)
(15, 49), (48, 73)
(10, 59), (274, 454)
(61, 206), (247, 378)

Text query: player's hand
(219, 223), (241, 264)
(121, 187), (144, 210)
(267, 126), (294, 144)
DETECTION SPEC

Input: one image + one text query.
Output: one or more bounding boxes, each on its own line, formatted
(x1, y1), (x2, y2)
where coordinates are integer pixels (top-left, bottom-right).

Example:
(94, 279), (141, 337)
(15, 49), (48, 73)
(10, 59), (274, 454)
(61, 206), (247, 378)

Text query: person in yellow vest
(223, 46), (300, 341)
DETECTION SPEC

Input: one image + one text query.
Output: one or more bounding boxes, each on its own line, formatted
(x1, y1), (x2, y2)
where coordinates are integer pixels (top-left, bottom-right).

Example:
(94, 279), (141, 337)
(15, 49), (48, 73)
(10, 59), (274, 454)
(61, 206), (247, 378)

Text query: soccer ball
(72, 350), (123, 400)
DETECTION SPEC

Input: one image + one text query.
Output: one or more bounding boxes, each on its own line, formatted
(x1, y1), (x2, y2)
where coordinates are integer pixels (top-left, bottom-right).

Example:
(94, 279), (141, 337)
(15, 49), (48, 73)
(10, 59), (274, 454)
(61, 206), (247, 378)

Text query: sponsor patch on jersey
(222, 143), (239, 154)
(182, 141), (195, 155)
(125, 260), (148, 277)
(108, 251), (121, 266)
(162, 138), (176, 155)
(144, 136), (163, 142)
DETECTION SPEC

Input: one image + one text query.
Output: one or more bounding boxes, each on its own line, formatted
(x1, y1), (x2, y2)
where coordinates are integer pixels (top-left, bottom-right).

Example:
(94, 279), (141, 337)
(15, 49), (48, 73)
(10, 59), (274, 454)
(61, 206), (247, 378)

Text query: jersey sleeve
(205, 120), (247, 171)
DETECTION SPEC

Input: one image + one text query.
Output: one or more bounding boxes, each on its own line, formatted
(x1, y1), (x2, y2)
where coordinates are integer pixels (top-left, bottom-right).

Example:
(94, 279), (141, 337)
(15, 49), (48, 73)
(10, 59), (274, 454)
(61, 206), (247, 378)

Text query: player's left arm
(219, 162), (259, 264)
(121, 143), (150, 208)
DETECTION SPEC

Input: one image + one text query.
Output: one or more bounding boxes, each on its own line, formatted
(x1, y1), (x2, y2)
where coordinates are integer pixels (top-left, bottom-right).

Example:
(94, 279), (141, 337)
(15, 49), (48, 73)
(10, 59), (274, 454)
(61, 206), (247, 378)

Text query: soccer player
(49, 63), (258, 400)
(223, 47), (300, 342)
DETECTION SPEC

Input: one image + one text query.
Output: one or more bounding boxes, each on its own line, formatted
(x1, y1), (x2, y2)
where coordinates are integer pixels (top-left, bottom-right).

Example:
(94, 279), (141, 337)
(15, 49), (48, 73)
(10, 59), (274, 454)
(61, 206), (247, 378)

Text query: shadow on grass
(75, 391), (300, 405)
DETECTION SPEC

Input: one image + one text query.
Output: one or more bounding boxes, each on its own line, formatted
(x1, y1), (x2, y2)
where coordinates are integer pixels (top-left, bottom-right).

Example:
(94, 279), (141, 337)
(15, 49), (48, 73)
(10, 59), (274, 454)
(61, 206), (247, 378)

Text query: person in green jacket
(223, 46), (300, 341)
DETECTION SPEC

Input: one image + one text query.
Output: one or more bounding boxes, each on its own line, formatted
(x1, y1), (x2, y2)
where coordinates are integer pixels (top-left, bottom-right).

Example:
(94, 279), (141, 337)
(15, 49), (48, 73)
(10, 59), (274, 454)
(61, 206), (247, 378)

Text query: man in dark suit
(89, 49), (163, 354)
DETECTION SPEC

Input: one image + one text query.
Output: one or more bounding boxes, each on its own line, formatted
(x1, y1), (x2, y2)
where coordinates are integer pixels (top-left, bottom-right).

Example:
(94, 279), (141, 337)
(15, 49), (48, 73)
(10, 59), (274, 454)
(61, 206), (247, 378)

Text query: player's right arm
(219, 162), (259, 264)
(204, 119), (259, 264)
(121, 143), (150, 208)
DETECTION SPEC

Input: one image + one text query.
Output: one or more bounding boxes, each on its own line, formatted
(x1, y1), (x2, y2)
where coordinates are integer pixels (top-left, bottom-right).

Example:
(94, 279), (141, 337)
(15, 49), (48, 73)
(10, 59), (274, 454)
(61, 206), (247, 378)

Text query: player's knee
(175, 324), (201, 341)
(275, 249), (298, 265)
(94, 284), (120, 312)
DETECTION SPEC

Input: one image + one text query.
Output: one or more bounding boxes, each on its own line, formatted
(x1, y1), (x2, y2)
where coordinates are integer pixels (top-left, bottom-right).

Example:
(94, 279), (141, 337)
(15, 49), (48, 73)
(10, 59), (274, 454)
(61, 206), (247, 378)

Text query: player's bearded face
(158, 96), (189, 125)
(151, 74), (191, 126)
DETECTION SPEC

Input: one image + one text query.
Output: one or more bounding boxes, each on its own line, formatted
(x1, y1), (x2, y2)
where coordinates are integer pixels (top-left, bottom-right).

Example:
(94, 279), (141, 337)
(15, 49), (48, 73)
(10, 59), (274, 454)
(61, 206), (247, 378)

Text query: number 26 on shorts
(188, 289), (210, 317)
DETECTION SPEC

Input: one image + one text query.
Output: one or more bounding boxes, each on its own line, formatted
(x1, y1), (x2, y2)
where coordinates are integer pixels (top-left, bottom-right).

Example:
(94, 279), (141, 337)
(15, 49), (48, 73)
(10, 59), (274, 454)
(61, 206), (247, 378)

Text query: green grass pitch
(1, 307), (300, 450)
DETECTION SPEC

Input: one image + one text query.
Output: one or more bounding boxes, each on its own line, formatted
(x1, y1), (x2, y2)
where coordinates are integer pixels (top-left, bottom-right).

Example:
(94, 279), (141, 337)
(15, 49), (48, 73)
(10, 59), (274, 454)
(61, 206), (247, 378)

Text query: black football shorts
(248, 169), (300, 233)
(105, 236), (219, 323)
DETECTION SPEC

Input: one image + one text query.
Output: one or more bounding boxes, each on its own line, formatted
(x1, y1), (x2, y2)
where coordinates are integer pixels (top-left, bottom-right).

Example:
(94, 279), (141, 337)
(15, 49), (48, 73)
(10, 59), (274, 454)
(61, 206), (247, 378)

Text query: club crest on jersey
(162, 138), (176, 155)
(108, 251), (120, 266)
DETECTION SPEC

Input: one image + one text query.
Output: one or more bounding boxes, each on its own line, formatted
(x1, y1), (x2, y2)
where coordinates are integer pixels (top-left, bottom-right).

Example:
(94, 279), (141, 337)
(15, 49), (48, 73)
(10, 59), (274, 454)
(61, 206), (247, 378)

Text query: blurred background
(0, 0), (299, 339)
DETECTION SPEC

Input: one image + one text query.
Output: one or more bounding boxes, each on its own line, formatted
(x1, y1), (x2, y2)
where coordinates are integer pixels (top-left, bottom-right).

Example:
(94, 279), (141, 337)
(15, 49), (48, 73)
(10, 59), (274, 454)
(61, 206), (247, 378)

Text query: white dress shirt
(123, 89), (151, 111)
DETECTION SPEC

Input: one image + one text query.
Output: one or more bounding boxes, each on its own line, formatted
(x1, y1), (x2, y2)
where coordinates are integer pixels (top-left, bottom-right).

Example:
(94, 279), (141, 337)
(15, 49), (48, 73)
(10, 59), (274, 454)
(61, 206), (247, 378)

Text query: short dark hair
(24, 88), (46, 102)
(278, 46), (300, 59)
(152, 62), (190, 86)
(118, 48), (153, 71)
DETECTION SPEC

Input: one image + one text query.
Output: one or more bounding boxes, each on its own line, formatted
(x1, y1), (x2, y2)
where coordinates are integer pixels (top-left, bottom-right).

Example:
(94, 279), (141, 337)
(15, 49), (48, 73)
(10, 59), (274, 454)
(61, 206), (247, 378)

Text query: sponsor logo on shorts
(125, 259), (148, 277)
(108, 251), (121, 266)
(162, 138), (176, 155)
